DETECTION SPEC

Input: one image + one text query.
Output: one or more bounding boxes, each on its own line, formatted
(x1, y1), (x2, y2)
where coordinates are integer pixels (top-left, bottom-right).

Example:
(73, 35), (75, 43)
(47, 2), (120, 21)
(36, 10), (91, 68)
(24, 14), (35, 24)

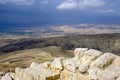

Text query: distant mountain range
(0, 24), (120, 39)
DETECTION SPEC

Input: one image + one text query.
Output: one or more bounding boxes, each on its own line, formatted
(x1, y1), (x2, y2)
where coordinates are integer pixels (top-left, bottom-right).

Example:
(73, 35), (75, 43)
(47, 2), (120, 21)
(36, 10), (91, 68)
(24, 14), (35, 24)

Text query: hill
(0, 46), (73, 72)
(0, 33), (120, 55)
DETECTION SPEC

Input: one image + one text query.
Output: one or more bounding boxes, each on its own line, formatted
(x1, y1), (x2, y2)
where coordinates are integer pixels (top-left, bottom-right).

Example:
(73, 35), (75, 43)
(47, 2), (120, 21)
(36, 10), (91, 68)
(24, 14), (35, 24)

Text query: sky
(0, 0), (120, 27)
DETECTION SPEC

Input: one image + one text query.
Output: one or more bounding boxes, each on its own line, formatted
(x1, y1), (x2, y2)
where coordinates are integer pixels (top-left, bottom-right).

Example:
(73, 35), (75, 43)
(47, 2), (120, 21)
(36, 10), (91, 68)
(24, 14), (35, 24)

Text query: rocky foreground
(0, 48), (120, 80)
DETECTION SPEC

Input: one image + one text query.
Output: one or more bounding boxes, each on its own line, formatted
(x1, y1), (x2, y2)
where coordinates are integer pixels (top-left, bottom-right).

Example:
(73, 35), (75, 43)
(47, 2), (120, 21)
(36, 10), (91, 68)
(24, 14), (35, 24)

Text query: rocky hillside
(0, 33), (120, 55)
(0, 46), (73, 72)
(0, 48), (120, 80)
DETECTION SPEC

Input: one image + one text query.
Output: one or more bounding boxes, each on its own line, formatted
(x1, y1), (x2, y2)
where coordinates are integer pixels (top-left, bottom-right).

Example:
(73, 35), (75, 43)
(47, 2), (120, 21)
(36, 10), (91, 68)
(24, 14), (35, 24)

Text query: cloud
(0, 0), (34, 5)
(79, 0), (106, 9)
(99, 9), (115, 13)
(57, 0), (106, 10)
(57, 0), (77, 10)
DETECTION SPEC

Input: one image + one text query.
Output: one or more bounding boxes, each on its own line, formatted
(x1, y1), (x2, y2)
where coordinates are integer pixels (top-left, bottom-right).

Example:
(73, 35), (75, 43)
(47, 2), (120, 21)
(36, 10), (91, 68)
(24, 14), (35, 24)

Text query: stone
(0, 76), (3, 80)
(97, 70), (117, 80)
(116, 77), (120, 80)
(50, 58), (64, 70)
(5, 72), (15, 80)
(74, 48), (88, 59)
(1, 75), (12, 80)
(43, 61), (52, 68)
(30, 62), (39, 68)
(105, 65), (120, 77)
(113, 56), (120, 67)
(77, 49), (102, 72)
(63, 59), (77, 72)
(0, 72), (5, 76)
(88, 68), (98, 80)
(79, 63), (89, 73)
(22, 72), (33, 80)
(15, 68), (25, 80)
(92, 53), (115, 69)
(12, 48), (120, 80)
(79, 49), (103, 64)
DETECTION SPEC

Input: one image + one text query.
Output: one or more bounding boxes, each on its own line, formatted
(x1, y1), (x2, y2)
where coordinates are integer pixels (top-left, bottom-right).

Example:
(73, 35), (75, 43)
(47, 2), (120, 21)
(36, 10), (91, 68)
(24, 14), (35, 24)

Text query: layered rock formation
(1, 48), (120, 80)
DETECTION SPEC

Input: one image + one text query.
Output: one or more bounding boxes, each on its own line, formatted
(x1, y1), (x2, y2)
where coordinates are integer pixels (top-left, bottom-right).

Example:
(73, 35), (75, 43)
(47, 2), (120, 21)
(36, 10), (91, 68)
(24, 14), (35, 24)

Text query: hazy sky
(0, 0), (120, 27)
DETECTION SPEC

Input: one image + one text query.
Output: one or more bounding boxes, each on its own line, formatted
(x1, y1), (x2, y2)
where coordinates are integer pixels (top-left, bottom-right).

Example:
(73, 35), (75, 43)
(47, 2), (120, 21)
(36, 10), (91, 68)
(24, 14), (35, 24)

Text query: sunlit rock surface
(1, 48), (120, 80)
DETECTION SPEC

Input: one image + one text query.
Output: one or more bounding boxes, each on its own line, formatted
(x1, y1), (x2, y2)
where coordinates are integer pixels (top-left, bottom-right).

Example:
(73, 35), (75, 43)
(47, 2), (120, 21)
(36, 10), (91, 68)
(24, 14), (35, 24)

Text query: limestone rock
(11, 48), (120, 80)
(92, 53), (115, 69)
(79, 49), (103, 64)
(78, 49), (102, 72)
(79, 63), (89, 73)
(74, 48), (88, 59)
(5, 72), (15, 80)
(63, 59), (77, 72)
(88, 68), (98, 80)
(1, 75), (12, 80)
(105, 65), (120, 77)
(97, 70), (117, 80)
(0, 72), (5, 76)
(30, 62), (39, 68)
(50, 58), (64, 70)
(116, 77), (120, 80)
(43, 61), (52, 68)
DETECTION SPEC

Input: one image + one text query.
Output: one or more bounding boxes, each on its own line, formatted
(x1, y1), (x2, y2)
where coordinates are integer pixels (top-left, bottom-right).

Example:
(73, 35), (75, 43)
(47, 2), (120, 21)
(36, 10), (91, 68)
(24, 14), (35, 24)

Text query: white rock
(74, 48), (88, 59)
(64, 59), (77, 72)
(15, 68), (24, 80)
(4, 72), (15, 80)
(88, 68), (98, 80)
(51, 58), (64, 70)
(22, 72), (33, 80)
(81, 49), (103, 63)
(30, 62), (39, 68)
(105, 65), (120, 77)
(43, 61), (51, 68)
(92, 53), (115, 69)
(78, 49), (102, 72)
(79, 63), (89, 73)
(97, 70), (116, 80)
(1, 75), (12, 80)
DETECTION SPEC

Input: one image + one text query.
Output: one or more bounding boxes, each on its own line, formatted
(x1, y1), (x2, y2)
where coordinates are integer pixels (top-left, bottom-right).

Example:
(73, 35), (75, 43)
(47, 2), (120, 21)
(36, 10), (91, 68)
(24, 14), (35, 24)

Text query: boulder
(5, 72), (15, 80)
(12, 48), (120, 80)
(74, 48), (88, 59)
(105, 65), (120, 77)
(1, 75), (12, 80)
(30, 62), (39, 68)
(50, 58), (64, 70)
(88, 68), (99, 80)
(116, 77), (120, 80)
(97, 70), (117, 80)
(43, 61), (52, 68)
(0, 72), (5, 76)
(92, 53), (115, 69)
(63, 59), (77, 72)
(78, 49), (102, 72)
(79, 49), (103, 64)
(22, 72), (33, 80)
(79, 63), (89, 73)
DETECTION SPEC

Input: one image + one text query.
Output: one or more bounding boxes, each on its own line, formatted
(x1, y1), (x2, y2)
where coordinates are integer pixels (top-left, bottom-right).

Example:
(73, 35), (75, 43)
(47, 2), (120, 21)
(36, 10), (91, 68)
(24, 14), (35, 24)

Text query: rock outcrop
(1, 48), (120, 80)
